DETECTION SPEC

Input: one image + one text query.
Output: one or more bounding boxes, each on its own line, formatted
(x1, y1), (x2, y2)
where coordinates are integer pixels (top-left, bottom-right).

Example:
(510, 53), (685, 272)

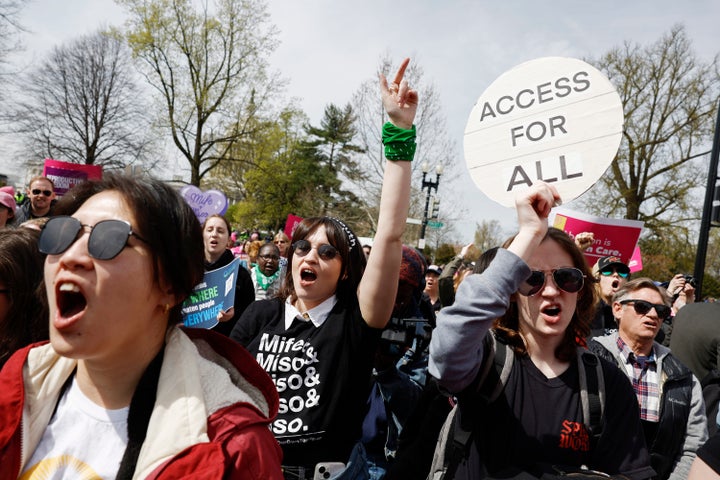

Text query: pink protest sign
(549, 207), (644, 269)
(284, 214), (303, 239)
(628, 246), (643, 273)
(42, 159), (103, 197)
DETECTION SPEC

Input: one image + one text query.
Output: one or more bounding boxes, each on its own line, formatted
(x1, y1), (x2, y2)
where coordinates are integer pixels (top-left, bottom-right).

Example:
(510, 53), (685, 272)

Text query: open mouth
(300, 268), (317, 283)
(642, 319), (658, 329)
(57, 282), (87, 319)
(542, 305), (561, 317)
(612, 280), (619, 288)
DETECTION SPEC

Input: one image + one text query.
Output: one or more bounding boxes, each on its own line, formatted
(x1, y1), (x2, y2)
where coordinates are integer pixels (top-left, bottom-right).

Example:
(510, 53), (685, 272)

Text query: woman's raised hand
(379, 58), (418, 130)
(507, 181), (561, 261)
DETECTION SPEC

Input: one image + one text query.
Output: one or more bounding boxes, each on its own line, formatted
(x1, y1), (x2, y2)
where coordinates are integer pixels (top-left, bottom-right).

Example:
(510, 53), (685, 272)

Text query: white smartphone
(313, 462), (345, 480)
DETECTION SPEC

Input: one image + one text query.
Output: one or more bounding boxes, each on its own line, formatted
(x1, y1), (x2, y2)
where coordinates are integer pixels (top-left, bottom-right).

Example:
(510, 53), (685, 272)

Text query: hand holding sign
(507, 181), (561, 263)
(464, 57), (623, 207)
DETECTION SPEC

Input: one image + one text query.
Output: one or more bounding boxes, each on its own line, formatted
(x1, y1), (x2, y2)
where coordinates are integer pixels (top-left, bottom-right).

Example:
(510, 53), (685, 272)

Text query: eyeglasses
(274, 240), (288, 244)
(600, 267), (629, 278)
(291, 239), (339, 261)
(31, 189), (52, 197)
(519, 268), (586, 296)
(619, 299), (671, 320)
(258, 254), (280, 261)
(39, 216), (148, 260)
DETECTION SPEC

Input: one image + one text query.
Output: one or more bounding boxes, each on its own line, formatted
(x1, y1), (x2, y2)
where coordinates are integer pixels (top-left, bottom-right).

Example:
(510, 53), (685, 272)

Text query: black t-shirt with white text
(231, 297), (381, 468)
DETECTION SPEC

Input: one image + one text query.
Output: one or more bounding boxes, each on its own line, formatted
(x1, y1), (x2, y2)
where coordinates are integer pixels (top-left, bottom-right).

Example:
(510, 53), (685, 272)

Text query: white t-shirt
(21, 375), (129, 480)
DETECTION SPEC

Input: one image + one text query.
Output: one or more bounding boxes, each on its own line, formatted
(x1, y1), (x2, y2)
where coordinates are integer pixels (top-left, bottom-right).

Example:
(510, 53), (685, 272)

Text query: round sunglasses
(619, 299), (671, 320)
(39, 216), (148, 260)
(291, 239), (339, 261)
(519, 268), (586, 296)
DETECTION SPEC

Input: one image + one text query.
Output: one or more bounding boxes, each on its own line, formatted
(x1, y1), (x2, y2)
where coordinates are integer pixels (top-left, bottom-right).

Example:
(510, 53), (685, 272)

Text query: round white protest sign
(464, 57), (623, 208)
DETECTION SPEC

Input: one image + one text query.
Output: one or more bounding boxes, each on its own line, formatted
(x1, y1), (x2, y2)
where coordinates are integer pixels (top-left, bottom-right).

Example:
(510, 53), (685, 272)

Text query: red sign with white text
(284, 214), (304, 239)
(550, 207), (644, 271)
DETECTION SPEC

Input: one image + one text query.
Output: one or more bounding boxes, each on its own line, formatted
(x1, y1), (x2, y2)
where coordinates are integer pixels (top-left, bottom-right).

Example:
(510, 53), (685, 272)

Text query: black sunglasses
(519, 268), (586, 296)
(31, 189), (52, 197)
(600, 267), (629, 279)
(619, 299), (671, 320)
(292, 239), (339, 261)
(39, 216), (148, 260)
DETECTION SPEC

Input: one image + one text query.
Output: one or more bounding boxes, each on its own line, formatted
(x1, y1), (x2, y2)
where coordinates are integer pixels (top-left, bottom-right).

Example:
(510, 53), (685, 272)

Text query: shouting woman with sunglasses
(428, 182), (655, 479)
(230, 58), (415, 479)
(0, 174), (283, 479)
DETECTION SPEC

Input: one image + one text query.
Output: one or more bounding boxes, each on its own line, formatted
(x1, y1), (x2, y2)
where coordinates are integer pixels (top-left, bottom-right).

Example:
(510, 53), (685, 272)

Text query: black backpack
(427, 334), (605, 480)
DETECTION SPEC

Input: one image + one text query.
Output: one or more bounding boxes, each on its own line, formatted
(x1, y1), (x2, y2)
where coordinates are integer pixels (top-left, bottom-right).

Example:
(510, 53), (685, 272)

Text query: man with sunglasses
(590, 278), (708, 480)
(589, 255), (631, 339)
(12, 176), (56, 226)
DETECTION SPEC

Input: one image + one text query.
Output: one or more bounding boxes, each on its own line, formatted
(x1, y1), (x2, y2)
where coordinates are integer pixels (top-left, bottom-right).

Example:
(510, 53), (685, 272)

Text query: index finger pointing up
(392, 58), (410, 85)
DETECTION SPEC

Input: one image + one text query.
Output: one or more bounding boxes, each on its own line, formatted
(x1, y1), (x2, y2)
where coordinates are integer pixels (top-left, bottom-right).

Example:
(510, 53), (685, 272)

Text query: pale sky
(7, 0), (720, 241)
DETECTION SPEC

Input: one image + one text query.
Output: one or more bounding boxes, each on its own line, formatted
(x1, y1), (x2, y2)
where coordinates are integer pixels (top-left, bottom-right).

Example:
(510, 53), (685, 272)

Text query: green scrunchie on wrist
(382, 122), (416, 161)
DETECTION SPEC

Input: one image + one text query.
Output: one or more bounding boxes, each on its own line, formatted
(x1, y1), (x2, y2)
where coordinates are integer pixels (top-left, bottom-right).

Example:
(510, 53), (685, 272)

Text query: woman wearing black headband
(231, 58), (416, 479)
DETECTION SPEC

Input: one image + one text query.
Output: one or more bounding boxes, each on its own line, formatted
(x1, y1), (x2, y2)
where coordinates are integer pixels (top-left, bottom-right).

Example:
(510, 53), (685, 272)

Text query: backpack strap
(577, 350), (605, 450)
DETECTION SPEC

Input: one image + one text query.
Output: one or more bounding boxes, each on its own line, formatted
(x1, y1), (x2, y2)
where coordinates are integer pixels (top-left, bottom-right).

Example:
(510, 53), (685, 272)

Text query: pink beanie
(0, 186), (16, 214)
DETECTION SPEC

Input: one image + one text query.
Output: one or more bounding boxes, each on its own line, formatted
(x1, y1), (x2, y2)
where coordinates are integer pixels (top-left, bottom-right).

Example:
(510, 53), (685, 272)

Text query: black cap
(595, 256), (630, 275)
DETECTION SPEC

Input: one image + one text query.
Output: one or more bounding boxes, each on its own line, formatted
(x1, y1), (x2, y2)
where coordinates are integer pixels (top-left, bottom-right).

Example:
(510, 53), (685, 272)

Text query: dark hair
(473, 246), (500, 275)
(259, 242), (280, 256)
(202, 214), (231, 233)
(279, 217), (366, 305)
(53, 173), (204, 324)
(0, 228), (48, 367)
(494, 228), (598, 362)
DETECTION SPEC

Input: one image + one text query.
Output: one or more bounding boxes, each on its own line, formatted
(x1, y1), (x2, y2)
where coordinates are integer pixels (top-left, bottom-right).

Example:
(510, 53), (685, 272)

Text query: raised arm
(358, 58), (416, 328)
(429, 182), (561, 391)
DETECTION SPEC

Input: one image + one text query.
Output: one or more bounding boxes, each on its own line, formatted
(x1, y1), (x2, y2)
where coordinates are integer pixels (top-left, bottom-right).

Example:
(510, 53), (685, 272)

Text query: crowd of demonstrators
(4, 68), (720, 480)
(429, 182), (655, 479)
(230, 58), (415, 479)
(590, 278), (708, 480)
(251, 242), (284, 300)
(12, 176), (56, 226)
(201, 214), (255, 337)
(0, 173), (283, 478)
(0, 228), (48, 368)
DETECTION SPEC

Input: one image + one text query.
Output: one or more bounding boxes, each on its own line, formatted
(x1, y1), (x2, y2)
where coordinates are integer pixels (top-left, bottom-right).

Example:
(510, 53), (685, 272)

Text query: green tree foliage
(301, 103), (366, 223)
(10, 31), (153, 168)
(578, 26), (720, 237)
(474, 219), (505, 252)
(433, 242), (459, 265)
(221, 108), (327, 231)
(118, 0), (280, 185)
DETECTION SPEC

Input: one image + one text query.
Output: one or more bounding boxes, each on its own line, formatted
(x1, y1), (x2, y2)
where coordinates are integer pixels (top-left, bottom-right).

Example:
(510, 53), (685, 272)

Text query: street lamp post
(419, 161), (443, 250)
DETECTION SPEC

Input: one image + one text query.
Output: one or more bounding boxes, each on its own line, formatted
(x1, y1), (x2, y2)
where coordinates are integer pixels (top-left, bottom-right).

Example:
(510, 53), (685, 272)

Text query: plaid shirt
(616, 336), (660, 422)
